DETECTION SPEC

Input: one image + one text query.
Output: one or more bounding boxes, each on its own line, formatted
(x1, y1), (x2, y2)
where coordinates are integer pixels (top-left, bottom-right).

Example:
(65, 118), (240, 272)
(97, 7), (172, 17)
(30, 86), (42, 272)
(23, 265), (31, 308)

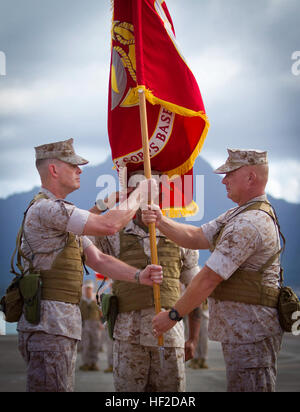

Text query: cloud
(189, 49), (242, 103)
(0, 63), (109, 116)
(0, 0), (112, 199)
(267, 159), (300, 203)
(168, 0), (300, 156)
(0, 0), (299, 203)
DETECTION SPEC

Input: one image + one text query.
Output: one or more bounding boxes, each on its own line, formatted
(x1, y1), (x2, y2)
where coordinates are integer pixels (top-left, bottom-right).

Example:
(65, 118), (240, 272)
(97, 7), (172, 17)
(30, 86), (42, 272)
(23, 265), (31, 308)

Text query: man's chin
(227, 192), (239, 204)
(226, 190), (233, 201)
(70, 182), (80, 192)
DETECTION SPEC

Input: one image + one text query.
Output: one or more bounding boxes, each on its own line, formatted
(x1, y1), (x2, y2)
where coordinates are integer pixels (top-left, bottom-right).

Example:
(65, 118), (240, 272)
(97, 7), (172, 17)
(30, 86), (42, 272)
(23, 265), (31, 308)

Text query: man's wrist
(168, 308), (183, 322)
(156, 214), (166, 230)
(135, 269), (142, 284)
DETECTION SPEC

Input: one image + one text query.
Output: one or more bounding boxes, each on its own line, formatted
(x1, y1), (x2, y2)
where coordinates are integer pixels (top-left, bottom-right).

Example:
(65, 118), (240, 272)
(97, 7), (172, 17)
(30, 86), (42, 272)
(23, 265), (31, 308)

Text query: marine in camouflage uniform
(188, 301), (209, 369)
(202, 192), (283, 391)
(93, 214), (200, 392)
(17, 186), (92, 392)
(79, 280), (103, 371)
(17, 138), (162, 392)
(148, 149), (284, 392)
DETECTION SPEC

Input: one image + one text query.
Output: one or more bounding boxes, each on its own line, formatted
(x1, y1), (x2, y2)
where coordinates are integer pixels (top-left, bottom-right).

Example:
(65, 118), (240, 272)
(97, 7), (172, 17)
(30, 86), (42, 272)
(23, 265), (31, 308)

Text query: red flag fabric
(108, 0), (209, 217)
(95, 273), (106, 280)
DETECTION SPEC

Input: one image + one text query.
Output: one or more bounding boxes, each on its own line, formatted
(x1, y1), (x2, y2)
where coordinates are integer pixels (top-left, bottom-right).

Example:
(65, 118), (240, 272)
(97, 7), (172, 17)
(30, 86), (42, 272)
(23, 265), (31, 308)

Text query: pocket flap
(19, 274), (41, 300)
(100, 294), (112, 319)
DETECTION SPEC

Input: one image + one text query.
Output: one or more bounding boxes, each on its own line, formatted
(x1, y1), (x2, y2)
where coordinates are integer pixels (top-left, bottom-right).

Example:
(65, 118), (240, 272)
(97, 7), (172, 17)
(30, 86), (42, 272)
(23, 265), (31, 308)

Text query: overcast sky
(0, 0), (299, 202)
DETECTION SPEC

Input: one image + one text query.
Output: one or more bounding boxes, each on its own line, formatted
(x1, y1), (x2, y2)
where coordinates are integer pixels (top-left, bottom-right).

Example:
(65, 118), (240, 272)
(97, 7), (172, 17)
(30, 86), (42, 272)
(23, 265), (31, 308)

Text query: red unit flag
(108, 0), (209, 217)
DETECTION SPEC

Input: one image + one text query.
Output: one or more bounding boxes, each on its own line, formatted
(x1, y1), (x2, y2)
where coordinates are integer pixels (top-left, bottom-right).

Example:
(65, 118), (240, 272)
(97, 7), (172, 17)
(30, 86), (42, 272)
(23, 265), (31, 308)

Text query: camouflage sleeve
(201, 210), (229, 247)
(37, 198), (89, 235)
(92, 234), (119, 257)
(82, 236), (93, 250)
(66, 207), (90, 235)
(206, 217), (262, 280)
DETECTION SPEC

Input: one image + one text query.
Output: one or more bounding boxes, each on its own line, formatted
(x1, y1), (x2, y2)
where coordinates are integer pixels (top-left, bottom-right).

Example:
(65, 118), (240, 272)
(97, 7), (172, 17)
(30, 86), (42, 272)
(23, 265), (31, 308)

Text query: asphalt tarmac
(0, 334), (299, 392)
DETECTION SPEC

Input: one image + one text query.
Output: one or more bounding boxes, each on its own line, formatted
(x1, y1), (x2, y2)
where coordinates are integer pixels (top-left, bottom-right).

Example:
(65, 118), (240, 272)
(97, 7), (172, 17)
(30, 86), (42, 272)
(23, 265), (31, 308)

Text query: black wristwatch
(168, 308), (183, 322)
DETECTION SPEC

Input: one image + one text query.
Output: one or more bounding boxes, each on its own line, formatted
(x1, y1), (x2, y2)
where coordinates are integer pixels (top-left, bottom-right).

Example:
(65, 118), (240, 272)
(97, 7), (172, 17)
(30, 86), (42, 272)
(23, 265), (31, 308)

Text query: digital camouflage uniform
(192, 302), (209, 368)
(80, 298), (103, 369)
(93, 220), (199, 392)
(17, 187), (92, 392)
(104, 325), (114, 371)
(202, 194), (283, 392)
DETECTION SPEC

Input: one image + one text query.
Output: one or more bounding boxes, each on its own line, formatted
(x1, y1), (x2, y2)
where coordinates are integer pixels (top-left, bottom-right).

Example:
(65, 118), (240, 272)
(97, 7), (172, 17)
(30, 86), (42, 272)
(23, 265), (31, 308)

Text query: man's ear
(248, 171), (257, 185)
(48, 162), (58, 178)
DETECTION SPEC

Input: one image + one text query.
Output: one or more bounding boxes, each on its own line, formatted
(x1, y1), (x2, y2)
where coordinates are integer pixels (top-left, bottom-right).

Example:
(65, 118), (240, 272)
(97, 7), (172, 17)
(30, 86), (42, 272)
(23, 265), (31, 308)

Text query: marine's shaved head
(245, 164), (269, 191)
(252, 164), (269, 188)
(36, 158), (59, 183)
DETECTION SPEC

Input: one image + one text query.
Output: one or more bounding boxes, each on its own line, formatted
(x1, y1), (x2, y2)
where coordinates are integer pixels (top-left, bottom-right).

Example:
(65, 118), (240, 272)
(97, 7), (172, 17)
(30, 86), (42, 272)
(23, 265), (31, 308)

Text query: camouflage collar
(40, 187), (74, 205)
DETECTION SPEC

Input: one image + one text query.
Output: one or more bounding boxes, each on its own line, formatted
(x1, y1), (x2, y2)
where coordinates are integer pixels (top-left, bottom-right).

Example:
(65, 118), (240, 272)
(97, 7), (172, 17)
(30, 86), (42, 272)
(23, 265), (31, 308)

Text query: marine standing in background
(92, 171), (201, 392)
(79, 280), (103, 372)
(17, 138), (162, 392)
(188, 301), (209, 370)
(145, 149), (284, 392)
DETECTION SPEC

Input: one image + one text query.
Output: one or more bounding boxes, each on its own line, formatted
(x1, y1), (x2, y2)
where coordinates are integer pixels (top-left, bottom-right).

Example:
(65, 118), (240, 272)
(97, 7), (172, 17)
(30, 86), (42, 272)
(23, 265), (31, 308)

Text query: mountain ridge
(0, 155), (299, 296)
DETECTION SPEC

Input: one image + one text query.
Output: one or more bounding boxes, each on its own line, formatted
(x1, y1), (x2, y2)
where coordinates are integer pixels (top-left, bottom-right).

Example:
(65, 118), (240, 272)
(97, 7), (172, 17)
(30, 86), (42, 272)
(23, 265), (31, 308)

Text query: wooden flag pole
(138, 88), (165, 364)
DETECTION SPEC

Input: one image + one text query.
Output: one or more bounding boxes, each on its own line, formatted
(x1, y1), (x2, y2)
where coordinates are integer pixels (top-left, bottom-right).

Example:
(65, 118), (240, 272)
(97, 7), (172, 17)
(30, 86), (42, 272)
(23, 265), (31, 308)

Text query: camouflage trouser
(104, 326), (113, 368)
(18, 331), (78, 392)
(81, 320), (102, 366)
(195, 311), (209, 361)
(113, 340), (186, 392)
(222, 334), (283, 392)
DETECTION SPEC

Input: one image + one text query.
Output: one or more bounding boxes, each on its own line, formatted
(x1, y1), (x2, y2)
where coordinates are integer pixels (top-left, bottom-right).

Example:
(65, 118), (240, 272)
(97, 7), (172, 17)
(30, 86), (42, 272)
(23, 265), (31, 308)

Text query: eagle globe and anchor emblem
(110, 21), (138, 111)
